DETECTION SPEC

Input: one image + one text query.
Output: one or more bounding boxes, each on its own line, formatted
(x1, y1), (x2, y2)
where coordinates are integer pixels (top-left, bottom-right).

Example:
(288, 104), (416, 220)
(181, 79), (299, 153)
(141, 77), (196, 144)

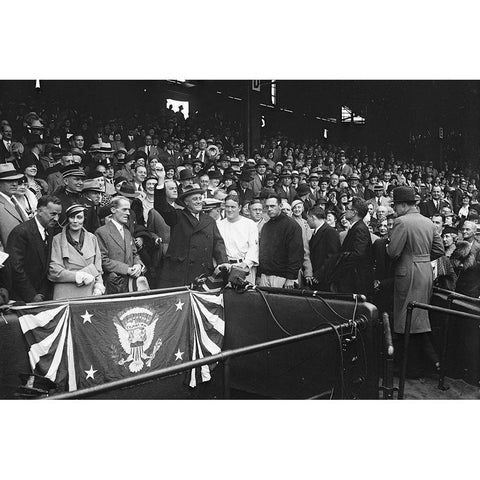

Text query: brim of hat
(64, 172), (87, 178)
(83, 187), (104, 192)
(0, 172), (24, 180)
(179, 188), (204, 200)
(120, 191), (141, 198)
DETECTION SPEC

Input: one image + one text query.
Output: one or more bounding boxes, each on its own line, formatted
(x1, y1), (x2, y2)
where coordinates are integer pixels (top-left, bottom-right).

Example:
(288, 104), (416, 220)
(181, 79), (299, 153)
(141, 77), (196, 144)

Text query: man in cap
(6, 195), (62, 302)
(154, 169), (229, 288)
(387, 186), (444, 377)
(82, 177), (104, 232)
(46, 150), (75, 193)
(54, 164), (92, 232)
(0, 163), (26, 247)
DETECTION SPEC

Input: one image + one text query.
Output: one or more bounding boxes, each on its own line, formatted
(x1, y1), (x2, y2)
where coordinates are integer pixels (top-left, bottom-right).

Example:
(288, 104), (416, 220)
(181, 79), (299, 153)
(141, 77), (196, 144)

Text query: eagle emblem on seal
(113, 307), (162, 373)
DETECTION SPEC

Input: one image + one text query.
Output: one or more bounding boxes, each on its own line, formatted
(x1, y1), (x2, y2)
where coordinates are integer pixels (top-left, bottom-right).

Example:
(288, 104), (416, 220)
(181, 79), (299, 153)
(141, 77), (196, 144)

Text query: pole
(246, 81), (251, 158)
(398, 303), (414, 399)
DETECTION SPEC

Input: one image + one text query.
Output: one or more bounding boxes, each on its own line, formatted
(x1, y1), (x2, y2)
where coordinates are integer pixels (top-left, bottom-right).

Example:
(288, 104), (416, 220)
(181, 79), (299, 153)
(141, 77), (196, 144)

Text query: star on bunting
(85, 365), (97, 380)
(175, 299), (184, 311)
(174, 348), (184, 361)
(81, 310), (93, 324)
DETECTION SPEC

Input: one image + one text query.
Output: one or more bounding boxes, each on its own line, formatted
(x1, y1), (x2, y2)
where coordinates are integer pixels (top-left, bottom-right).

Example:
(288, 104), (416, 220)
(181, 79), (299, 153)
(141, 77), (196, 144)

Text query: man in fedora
(275, 171), (297, 204)
(237, 170), (254, 207)
(387, 186), (444, 377)
(154, 170), (228, 288)
(0, 163), (25, 247)
(178, 168), (195, 195)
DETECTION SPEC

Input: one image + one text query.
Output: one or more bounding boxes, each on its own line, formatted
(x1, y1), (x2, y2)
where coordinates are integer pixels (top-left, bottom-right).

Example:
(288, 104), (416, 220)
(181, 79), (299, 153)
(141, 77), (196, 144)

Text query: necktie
(44, 230), (49, 249)
(377, 198), (381, 206)
(147, 146), (150, 155)
(5, 140), (11, 152)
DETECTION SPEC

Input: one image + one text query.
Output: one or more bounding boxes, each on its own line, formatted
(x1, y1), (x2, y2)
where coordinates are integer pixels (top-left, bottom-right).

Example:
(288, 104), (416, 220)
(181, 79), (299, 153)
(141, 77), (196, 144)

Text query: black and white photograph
(2, 2), (479, 479)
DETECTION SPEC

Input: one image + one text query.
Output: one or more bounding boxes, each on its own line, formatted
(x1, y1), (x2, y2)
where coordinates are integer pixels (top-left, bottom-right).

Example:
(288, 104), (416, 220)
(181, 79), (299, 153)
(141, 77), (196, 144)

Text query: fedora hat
(0, 162), (24, 181)
(179, 169), (195, 181)
(392, 186), (416, 203)
(118, 183), (141, 198)
(296, 183), (311, 196)
(179, 185), (204, 202)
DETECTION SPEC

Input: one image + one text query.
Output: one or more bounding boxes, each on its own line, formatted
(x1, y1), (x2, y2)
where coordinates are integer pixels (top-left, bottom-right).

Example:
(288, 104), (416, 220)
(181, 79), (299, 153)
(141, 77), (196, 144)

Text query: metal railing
(398, 301), (480, 399)
(47, 318), (369, 400)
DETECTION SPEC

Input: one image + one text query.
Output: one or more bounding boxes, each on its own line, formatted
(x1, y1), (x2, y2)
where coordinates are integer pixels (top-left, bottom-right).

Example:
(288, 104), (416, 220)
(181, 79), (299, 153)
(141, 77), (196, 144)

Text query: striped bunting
(189, 291), (225, 387)
(16, 303), (76, 389)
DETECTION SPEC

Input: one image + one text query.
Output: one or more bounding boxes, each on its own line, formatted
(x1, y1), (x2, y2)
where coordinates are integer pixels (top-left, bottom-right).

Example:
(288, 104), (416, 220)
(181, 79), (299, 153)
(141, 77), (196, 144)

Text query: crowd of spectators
(0, 97), (479, 311)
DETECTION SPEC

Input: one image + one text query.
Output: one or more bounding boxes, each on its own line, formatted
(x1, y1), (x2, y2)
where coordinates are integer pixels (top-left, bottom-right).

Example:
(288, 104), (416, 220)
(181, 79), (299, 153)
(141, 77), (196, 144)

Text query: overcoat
(154, 187), (227, 287)
(48, 227), (104, 300)
(387, 208), (444, 334)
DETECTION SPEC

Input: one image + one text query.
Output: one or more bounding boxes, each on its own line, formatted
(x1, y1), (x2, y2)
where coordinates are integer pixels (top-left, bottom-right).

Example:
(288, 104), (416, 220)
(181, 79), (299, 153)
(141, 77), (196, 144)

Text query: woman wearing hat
(11, 175), (37, 219)
(19, 157), (48, 199)
(48, 204), (105, 300)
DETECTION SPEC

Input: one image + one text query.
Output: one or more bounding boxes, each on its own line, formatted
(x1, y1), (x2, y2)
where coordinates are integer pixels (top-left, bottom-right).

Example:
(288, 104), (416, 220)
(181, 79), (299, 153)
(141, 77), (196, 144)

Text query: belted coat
(386, 208), (444, 334)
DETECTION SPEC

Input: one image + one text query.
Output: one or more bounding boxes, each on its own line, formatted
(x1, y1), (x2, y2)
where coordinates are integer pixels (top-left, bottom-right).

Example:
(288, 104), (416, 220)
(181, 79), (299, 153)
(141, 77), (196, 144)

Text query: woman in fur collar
(451, 228), (480, 298)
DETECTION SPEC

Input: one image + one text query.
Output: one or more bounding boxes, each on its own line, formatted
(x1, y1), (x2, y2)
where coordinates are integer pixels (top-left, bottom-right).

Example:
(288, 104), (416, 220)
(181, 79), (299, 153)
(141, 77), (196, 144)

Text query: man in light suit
(0, 163), (25, 247)
(95, 196), (144, 294)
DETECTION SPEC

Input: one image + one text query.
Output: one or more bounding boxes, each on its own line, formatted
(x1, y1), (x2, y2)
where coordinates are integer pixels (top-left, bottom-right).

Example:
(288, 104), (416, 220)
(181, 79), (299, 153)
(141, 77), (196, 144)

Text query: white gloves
(75, 271), (95, 286)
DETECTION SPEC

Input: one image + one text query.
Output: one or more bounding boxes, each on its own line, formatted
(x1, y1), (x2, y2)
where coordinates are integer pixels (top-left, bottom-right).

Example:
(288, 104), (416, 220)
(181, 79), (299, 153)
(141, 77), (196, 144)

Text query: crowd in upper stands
(0, 92), (479, 306)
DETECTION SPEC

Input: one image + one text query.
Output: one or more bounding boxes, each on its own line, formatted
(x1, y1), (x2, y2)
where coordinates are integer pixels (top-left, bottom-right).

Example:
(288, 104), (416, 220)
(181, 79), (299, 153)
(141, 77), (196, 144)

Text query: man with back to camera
(387, 186), (444, 377)
(258, 194), (303, 288)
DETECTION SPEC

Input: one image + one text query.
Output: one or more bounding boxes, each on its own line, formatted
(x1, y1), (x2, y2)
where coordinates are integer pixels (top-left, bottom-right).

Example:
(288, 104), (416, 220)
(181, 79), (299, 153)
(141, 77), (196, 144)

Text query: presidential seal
(113, 307), (163, 373)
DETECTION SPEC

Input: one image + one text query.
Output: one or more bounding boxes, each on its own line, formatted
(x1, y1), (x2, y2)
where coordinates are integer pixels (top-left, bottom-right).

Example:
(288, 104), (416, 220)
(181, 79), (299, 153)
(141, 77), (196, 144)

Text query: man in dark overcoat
(154, 170), (228, 288)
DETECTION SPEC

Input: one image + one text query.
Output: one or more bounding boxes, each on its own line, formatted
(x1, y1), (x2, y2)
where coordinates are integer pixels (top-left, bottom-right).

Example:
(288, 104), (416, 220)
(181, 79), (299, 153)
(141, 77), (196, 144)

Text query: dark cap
(61, 164), (86, 178)
(179, 169), (195, 181)
(296, 183), (311, 196)
(179, 185), (204, 202)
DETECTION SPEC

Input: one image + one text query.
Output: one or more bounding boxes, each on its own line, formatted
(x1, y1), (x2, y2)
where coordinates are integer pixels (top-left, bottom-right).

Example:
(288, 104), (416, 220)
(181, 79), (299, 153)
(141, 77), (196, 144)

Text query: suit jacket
(251, 173), (264, 197)
(275, 185), (297, 204)
(0, 139), (11, 162)
(0, 194), (24, 246)
(419, 199), (450, 218)
(157, 148), (183, 167)
(154, 186), (228, 287)
(335, 163), (353, 178)
(95, 221), (142, 277)
(238, 187), (254, 207)
(5, 218), (53, 302)
(337, 219), (374, 296)
(309, 222), (341, 287)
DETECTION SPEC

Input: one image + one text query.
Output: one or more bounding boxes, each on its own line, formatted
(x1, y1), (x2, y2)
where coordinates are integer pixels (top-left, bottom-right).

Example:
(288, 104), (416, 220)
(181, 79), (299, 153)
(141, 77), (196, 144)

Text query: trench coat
(386, 208), (444, 334)
(48, 227), (104, 300)
(154, 187), (228, 287)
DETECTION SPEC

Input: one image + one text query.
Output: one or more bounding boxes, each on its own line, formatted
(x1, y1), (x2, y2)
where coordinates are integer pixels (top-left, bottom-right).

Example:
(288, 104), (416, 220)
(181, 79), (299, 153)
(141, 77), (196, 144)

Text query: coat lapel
(0, 195), (22, 222)
(107, 221), (126, 250)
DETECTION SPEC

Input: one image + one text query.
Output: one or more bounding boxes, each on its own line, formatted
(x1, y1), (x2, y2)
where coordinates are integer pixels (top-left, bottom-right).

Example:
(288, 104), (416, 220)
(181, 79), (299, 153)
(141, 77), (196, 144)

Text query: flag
(16, 303), (77, 392)
(15, 290), (225, 393)
(71, 291), (192, 390)
(189, 291), (225, 387)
